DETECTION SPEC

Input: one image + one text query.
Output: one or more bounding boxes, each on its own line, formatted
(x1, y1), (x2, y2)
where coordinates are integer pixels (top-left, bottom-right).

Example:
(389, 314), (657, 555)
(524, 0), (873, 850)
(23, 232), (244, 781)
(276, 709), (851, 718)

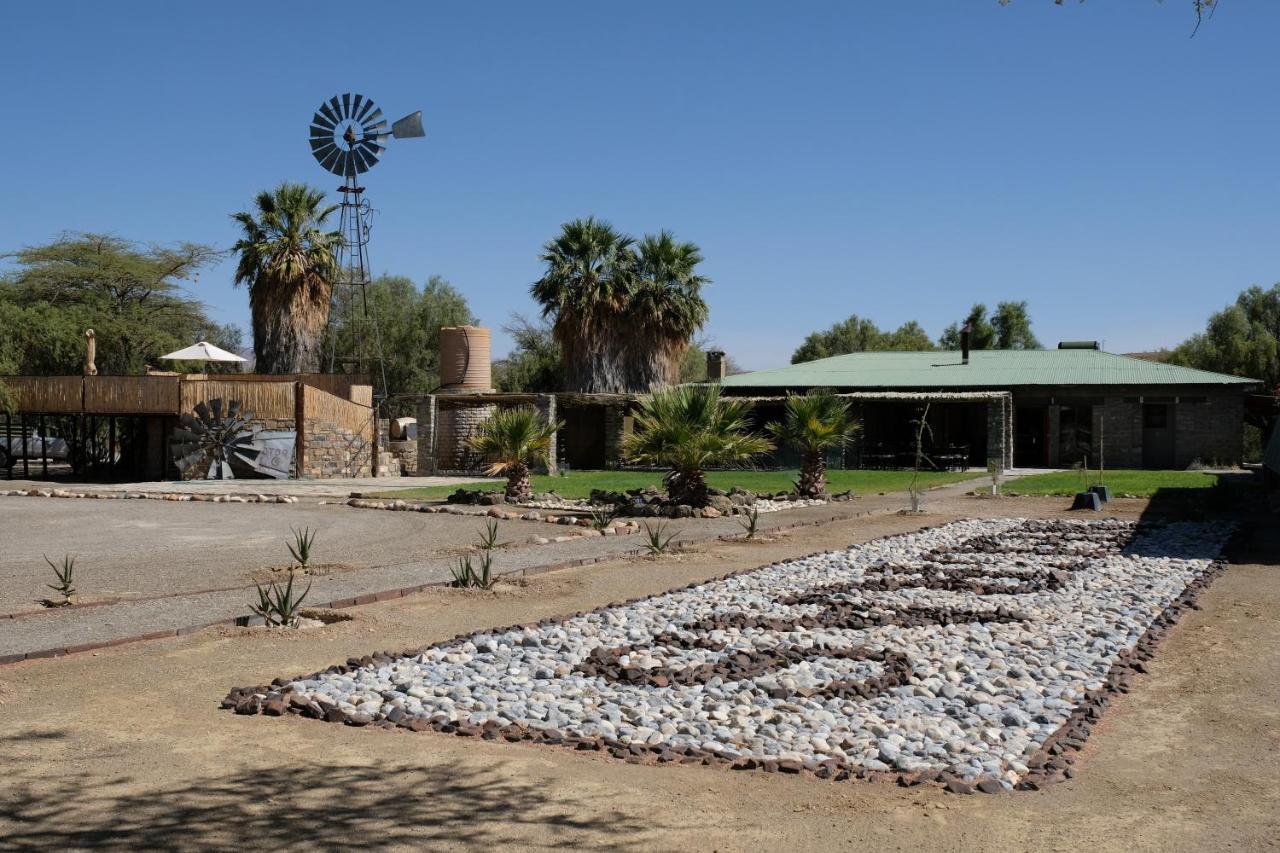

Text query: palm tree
(629, 231), (710, 390)
(530, 217), (636, 392)
(232, 183), (341, 373)
(623, 384), (773, 507)
(766, 390), (860, 499)
(468, 406), (562, 501)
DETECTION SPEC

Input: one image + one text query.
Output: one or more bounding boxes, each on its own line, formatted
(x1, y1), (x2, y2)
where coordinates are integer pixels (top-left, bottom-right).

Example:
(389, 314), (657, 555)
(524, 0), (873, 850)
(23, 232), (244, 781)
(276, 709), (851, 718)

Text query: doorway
(1141, 403), (1175, 469)
(1014, 406), (1048, 467)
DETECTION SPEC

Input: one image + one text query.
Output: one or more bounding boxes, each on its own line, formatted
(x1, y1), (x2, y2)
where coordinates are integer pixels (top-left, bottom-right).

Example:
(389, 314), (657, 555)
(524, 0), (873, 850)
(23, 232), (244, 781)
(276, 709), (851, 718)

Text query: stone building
(718, 343), (1257, 469)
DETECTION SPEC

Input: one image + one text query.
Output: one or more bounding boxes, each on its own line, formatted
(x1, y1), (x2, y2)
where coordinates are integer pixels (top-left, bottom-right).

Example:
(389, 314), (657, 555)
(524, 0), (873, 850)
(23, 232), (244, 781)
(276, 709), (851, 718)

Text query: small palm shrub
(251, 572), (312, 628)
(468, 407), (562, 502)
(642, 520), (678, 555)
(623, 384), (772, 506)
(766, 390), (859, 499)
(44, 554), (77, 605)
(287, 527), (317, 572)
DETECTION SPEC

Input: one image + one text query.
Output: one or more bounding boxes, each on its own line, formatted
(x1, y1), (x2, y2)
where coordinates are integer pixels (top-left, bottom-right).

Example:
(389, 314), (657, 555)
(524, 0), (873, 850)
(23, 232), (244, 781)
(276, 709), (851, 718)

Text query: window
(1143, 405), (1168, 430)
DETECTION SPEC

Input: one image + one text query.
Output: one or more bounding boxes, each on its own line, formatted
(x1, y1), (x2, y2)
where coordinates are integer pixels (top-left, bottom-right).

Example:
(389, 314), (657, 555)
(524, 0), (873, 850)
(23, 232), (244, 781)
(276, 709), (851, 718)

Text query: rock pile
(225, 517), (1233, 792)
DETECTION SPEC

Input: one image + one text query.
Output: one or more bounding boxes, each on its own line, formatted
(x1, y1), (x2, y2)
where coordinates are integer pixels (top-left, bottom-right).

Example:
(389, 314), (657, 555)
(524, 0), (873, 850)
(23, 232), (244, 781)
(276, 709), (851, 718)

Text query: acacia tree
(1168, 284), (1280, 389)
(938, 302), (1039, 350)
(232, 183), (341, 374)
(791, 315), (935, 364)
(0, 233), (235, 375)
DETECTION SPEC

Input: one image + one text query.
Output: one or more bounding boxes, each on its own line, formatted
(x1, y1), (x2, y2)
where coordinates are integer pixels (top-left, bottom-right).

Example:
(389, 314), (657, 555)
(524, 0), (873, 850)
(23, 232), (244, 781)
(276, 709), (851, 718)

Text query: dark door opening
(1014, 406), (1048, 467)
(1141, 403), (1175, 469)
(559, 406), (606, 470)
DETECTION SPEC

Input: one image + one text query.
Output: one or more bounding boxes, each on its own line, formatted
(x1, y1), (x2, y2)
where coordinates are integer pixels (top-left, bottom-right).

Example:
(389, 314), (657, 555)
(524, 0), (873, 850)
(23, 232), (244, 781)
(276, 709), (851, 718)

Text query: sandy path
(1, 496), (1276, 852)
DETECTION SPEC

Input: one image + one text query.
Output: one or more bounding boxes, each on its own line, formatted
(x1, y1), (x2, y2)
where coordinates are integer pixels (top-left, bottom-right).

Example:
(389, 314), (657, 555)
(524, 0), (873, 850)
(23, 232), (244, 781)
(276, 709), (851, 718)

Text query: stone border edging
(220, 520), (1246, 794)
(0, 487), (298, 504)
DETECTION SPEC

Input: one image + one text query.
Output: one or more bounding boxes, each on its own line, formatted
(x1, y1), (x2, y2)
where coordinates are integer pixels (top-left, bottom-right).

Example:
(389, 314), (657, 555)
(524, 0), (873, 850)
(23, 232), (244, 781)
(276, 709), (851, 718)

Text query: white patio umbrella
(159, 341), (247, 363)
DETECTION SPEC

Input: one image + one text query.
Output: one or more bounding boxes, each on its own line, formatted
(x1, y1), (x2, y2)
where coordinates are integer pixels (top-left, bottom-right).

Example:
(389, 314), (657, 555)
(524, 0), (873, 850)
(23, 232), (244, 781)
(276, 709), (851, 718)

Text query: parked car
(0, 434), (71, 462)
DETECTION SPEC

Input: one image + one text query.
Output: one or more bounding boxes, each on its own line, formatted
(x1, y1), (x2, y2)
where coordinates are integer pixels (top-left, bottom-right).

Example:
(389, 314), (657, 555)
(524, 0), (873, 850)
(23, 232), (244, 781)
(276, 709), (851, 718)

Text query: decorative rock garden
(445, 485), (841, 518)
(225, 517), (1234, 793)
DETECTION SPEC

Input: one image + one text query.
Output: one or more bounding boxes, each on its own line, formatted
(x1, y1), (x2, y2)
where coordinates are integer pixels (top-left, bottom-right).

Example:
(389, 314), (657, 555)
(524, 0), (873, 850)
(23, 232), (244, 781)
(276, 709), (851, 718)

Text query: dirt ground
(1, 495), (1277, 852)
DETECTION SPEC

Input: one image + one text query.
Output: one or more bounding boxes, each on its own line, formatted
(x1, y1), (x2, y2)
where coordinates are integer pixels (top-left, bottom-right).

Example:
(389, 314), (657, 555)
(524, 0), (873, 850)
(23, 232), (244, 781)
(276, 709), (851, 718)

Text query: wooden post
(39, 415), (48, 478)
(3, 413), (10, 480)
(293, 381), (305, 479)
(21, 414), (29, 478)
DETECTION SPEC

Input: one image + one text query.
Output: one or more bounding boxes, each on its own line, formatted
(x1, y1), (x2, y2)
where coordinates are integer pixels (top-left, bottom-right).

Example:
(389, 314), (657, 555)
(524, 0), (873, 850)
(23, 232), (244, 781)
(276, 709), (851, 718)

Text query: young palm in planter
(766, 390), (860, 499)
(468, 406), (562, 502)
(623, 384), (772, 507)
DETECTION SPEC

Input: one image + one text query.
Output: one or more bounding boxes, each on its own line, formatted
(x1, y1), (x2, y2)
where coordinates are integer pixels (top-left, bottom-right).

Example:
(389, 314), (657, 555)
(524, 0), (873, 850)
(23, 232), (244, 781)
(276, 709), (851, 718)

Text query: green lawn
(370, 469), (982, 501)
(1000, 469), (1228, 498)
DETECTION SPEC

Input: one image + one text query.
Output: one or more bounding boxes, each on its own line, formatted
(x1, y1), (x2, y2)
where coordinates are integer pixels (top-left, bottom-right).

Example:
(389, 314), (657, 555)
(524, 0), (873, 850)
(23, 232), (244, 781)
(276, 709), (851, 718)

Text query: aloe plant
(451, 520), (506, 589)
(736, 505), (761, 539)
(642, 520), (678, 555)
(44, 554), (77, 605)
(251, 572), (312, 627)
(287, 526), (318, 572)
(589, 505), (618, 531)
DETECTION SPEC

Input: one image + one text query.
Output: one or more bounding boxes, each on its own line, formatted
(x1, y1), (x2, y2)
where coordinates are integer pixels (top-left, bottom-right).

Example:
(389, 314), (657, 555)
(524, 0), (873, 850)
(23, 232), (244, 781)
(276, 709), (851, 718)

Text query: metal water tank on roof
(439, 326), (492, 391)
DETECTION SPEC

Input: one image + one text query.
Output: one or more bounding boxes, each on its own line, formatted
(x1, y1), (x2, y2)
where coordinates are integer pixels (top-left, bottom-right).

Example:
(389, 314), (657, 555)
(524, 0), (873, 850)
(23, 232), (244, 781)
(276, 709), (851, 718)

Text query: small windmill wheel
(173, 399), (259, 480)
(309, 93), (424, 178)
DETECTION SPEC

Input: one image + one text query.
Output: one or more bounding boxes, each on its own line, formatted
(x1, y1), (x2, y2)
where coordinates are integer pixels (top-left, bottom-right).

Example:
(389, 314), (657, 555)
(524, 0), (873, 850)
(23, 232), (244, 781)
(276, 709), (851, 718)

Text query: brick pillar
(987, 396), (1013, 470)
(706, 350), (727, 381)
(603, 405), (626, 468)
(535, 393), (558, 475)
(416, 395), (438, 475)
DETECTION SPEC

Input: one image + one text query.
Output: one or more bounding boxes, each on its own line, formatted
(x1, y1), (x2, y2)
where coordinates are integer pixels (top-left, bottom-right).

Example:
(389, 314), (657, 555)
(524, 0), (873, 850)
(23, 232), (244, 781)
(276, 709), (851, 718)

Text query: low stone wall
(300, 417), (371, 478)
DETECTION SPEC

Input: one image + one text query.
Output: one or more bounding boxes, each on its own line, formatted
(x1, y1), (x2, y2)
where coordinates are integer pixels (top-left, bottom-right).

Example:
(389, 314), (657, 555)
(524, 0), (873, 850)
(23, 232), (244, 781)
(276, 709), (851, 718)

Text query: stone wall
(299, 417), (371, 478)
(985, 396), (1014, 470)
(603, 405), (627, 467)
(435, 403), (495, 472)
(1175, 392), (1244, 467)
(1011, 386), (1248, 470)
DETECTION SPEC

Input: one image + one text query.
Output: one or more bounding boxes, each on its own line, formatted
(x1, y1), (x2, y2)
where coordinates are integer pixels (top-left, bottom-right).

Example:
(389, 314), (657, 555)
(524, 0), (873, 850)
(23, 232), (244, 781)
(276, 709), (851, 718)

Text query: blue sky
(2, 1), (1277, 369)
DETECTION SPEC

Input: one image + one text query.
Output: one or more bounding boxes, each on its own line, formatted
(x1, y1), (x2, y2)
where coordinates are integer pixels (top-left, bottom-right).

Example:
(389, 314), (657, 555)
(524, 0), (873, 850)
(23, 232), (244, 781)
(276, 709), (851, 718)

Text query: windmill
(309, 93), (425, 396)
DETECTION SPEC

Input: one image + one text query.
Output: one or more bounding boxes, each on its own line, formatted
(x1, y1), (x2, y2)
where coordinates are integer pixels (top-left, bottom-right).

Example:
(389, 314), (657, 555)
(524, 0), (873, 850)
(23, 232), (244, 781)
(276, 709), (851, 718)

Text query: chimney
(706, 350), (727, 381)
(960, 323), (971, 365)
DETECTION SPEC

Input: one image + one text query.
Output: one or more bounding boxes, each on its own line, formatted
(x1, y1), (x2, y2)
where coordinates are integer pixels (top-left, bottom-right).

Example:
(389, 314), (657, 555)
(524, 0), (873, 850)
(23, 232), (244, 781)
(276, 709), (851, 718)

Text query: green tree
(468, 406), (562, 501)
(992, 301), (1041, 350)
(630, 231), (711, 389)
(531, 217), (636, 392)
(884, 320), (935, 351)
(0, 233), (236, 375)
(938, 304), (996, 350)
(530, 218), (710, 392)
(231, 182), (341, 374)
(1168, 284), (1280, 389)
(493, 315), (564, 393)
(766, 390), (861, 498)
(791, 315), (935, 363)
(623, 384), (773, 506)
(678, 339), (741, 383)
(323, 274), (474, 410)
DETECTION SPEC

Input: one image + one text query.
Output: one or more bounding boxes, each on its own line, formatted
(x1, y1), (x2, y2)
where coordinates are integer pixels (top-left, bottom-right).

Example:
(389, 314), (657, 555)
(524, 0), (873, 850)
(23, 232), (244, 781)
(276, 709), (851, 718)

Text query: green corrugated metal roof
(720, 349), (1257, 389)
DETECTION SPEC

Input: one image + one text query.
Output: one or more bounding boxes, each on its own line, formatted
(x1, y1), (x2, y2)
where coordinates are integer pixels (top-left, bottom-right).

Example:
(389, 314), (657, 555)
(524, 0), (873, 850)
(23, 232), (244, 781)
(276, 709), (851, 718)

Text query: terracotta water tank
(439, 326), (492, 391)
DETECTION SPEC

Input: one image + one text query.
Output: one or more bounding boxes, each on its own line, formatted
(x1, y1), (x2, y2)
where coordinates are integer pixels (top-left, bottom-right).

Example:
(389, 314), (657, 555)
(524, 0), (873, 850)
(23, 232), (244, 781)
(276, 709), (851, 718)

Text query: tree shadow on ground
(1132, 473), (1272, 564)
(0, 729), (667, 852)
